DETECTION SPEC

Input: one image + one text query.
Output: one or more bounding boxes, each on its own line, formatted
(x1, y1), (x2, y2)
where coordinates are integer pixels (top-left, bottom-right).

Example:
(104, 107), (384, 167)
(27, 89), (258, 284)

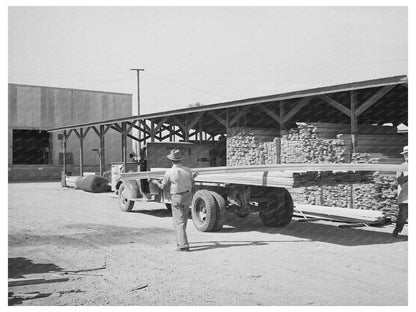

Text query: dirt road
(8, 182), (408, 306)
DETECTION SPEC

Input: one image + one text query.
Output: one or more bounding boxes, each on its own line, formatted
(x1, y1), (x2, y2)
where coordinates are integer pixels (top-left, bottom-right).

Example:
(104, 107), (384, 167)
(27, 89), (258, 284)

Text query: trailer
(116, 142), (406, 232)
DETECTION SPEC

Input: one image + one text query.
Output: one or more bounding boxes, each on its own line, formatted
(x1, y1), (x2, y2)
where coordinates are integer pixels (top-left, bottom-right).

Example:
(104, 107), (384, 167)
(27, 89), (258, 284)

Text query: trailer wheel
(118, 183), (135, 212)
(191, 190), (217, 232)
(259, 188), (293, 227)
(211, 192), (226, 231)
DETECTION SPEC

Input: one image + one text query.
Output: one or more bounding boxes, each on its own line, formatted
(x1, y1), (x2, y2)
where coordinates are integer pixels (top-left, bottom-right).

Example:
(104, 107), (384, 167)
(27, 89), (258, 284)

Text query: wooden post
(350, 91), (358, 153)
(99, 125), (105, 176)
(62, 130), (67, 186)
(150, 120), (155, 142)
(121, 123), (127, 172)
(278, 101), (286, 164)
(79, 128), (84, 177)
(226, 108), (229, 135)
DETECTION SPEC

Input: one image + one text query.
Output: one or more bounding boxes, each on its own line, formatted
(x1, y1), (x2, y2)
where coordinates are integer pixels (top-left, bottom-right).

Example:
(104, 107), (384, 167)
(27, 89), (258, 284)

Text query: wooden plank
(120, 163), (406, 182)
(229, 106), (250, 126)
(319, 94), (351, 117)
(208, 111), (227, 127)
(355, 85), (396, 117)
(259, 105), (282, 125)
(187, 112), (205, 130)
(283, 96), (312, 123)
(9, 276), (69, 287)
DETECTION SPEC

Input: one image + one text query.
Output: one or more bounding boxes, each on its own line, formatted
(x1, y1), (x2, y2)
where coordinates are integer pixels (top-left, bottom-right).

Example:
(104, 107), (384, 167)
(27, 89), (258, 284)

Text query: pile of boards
(294, 204), (385, 224)
(226, 127), (280, 166)
(280, 123), (349, 163)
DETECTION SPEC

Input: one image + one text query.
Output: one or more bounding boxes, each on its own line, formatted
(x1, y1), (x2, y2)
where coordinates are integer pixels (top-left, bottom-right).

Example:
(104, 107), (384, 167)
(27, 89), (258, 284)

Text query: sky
(8, 6), (408, 115)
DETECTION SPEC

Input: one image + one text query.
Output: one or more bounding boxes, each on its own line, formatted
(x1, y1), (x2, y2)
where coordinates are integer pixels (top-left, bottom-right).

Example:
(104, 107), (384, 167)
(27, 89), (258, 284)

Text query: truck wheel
(191, 190), (217, 232)
(211, 192), (226, 231)
(165, 203), (172, 211)
(259, 189), (293, 227)
(118, 183), (135, 212)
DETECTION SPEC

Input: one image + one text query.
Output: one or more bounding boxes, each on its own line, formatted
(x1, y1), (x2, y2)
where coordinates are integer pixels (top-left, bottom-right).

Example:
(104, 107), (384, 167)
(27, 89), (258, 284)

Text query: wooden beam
(171, 116), (186, 131)
(126, 120), (138, 133)
(319, 94), (351, 117)
(208, 111), (227, 127)
(350, 90), (358, 153)
(229, 106), (250, 126)
(127, 133), (141, 142)
(280, 101), (286, 132)
(355, 85), (396, 117)
(154, 117), (169, 133)
(259, 105), (282, 125)
(79, 128), (84, 176)
(283, 97), (312, 123)
(187, 112), (205, 130)
(112, 123), (122, 132)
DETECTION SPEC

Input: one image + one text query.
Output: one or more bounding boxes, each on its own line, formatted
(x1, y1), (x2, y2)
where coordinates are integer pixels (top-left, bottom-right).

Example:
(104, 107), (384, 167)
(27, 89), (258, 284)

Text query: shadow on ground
(8, 257), (64, 278)
(215, 214), (407, 247)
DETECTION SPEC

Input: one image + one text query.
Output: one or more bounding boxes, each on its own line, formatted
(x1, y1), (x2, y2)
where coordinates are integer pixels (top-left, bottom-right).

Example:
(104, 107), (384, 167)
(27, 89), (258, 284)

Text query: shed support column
(350, 91), (358, 153)
(99, 125), (105, 176)
(278, 101), (286, 164)
(62, 130), (67, 186)
(121, 123), (127, 172)
(150, 121), (155, 142)
(79, 128), (84, 177)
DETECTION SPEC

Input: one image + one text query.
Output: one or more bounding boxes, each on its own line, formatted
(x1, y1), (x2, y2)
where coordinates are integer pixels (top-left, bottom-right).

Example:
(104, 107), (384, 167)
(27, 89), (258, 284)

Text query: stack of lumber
(280, 123), (350, 163)
(338, 134), (407, 156)
(226, 127), (280, 166)
(295, 204), (385, 224)
(194, 170), (373, 188)
(306, 122), (397, 139)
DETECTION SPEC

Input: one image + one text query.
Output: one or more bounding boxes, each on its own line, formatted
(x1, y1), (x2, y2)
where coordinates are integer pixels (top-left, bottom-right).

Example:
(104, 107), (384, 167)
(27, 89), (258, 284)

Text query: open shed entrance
(12, 129), (51, 165)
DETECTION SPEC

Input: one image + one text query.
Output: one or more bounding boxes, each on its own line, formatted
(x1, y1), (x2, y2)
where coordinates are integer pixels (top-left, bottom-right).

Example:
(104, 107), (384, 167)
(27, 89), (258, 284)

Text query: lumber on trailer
(120, 163), (407, 182)
(294, 204), (385, 224)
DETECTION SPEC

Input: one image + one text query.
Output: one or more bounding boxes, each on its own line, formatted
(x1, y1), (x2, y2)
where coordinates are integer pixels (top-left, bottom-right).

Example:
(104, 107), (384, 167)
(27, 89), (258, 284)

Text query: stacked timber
(338, 134), (407, 156)
(227, 127), (280, 166)
(280, 123), (350, 163)
(295, 204), (385, 224)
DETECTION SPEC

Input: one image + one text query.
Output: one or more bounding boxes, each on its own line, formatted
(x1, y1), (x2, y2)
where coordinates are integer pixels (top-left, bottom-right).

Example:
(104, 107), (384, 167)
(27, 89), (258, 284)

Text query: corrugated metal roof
(47, 75), (407, 132)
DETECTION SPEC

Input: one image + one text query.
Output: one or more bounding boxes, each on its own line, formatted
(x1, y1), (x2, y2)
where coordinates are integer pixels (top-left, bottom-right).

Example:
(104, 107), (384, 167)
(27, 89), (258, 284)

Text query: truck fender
(122, 180), (142, 200)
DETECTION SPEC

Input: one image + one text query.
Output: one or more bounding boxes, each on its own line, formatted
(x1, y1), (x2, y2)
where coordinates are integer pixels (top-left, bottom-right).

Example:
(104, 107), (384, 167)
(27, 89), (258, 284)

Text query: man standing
(152, 149), (194, 251)
(393, 145), (408, 237)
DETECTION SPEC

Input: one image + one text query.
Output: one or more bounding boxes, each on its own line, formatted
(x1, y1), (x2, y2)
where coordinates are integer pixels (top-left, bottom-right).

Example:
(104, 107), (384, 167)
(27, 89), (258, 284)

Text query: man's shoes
(174, 246), (190, 252)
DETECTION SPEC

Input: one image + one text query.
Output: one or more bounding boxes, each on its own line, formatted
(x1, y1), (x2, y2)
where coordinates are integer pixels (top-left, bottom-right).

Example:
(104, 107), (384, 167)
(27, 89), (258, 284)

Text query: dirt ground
(8, 182), (408, 306)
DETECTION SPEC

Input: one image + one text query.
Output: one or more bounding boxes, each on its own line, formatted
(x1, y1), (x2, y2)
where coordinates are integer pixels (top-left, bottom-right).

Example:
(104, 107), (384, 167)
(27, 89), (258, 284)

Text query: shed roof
(48, 75), (407, 132)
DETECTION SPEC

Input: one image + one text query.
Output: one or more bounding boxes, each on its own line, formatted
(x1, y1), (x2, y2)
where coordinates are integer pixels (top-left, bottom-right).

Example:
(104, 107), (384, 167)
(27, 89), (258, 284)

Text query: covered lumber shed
(48, 75), (408, 176)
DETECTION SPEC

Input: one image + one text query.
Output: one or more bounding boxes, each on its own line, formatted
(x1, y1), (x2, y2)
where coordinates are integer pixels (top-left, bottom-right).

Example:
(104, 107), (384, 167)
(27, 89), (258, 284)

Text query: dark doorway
(12, 129), (51, 164)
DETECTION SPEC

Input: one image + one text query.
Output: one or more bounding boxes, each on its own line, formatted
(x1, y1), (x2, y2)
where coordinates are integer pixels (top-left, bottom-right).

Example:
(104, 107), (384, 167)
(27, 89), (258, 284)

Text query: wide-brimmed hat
(400, 146), (408, 154)
(167, 149), (183, 161)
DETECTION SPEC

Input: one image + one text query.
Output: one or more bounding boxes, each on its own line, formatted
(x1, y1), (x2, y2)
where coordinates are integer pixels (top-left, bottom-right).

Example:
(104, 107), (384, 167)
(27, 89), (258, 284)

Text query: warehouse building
(8, 83), (133, 181)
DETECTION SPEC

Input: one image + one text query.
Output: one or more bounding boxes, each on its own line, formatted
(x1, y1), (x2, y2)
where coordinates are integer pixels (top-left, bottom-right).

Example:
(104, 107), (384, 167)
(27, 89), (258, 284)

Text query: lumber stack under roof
(280, 123), (350, 163)
(226, 127), (280, 166)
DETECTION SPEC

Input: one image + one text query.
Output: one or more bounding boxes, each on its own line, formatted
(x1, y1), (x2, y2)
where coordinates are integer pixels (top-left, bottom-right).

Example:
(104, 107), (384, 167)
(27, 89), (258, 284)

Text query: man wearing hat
(152, 149), (195, 251)
(393, 145), (408, 237)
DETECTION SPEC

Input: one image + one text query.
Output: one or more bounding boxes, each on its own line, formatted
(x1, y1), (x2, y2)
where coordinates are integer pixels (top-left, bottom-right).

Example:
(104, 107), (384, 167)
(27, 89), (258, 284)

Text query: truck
(116, 142), (405, 232)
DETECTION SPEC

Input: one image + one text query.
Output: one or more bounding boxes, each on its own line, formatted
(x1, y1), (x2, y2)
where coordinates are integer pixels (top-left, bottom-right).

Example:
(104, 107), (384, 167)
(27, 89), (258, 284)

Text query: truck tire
(211, 191), (226, 231)
(118, 183), (135, 212)
(259, 188), (293, 227)
(191, 190), (217, 232)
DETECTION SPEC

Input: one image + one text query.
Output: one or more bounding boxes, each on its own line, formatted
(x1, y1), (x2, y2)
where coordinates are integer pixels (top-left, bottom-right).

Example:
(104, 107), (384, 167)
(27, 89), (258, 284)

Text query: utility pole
(130, 68), (144, 168)
(130, 68), (144, 116)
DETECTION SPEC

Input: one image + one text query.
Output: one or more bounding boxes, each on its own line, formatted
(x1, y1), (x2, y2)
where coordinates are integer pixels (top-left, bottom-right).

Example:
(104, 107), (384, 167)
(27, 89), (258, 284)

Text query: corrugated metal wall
(8, 84), (133, 168)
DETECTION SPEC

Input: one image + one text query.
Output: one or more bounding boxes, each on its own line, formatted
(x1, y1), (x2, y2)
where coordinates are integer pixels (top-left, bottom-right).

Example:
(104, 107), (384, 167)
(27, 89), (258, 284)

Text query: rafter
(319, 95), (351, 117)
(356, 85), (396, 117)
(283, 97), (312, 123)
